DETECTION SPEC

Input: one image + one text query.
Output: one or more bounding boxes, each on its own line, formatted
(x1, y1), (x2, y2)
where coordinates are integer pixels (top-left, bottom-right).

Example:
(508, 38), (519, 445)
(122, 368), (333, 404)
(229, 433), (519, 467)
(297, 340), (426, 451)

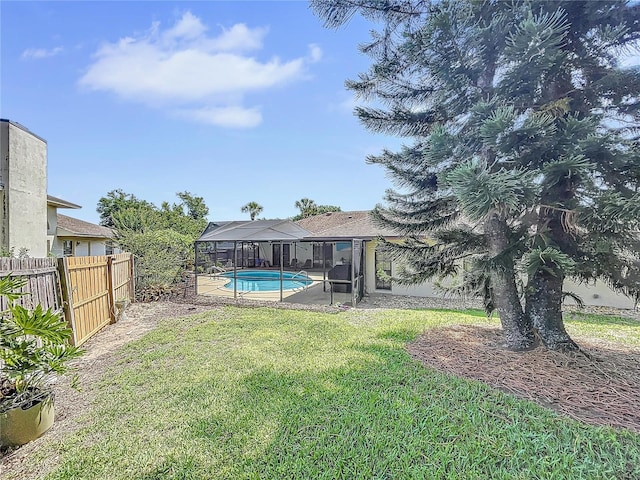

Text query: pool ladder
(291, 270), (310, 291)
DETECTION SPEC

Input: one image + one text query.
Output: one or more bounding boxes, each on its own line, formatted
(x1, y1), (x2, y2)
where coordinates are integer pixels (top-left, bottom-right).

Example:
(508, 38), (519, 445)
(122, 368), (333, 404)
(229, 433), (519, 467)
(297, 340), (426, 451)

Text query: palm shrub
(0, 277), (83, 412)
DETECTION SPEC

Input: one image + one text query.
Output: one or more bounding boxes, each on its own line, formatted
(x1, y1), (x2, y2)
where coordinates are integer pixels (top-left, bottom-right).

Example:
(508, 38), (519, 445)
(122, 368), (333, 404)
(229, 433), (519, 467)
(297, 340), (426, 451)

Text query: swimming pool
(221, 270), (312, 292)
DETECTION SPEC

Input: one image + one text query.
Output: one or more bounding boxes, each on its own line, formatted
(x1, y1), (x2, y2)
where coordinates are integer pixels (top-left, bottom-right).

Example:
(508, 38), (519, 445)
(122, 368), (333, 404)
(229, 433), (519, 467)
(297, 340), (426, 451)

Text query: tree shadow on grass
(376, 328), (419, 342)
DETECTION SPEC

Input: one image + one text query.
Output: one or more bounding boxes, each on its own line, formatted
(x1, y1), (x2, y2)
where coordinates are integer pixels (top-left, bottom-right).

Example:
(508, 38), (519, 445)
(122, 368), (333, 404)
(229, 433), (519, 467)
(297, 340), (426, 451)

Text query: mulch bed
(407, 324), (640, 433)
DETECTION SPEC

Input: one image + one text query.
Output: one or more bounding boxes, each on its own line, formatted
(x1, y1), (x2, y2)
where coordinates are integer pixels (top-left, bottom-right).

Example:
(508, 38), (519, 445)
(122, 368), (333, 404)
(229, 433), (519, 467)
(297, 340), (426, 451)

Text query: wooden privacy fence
(59, 253), (134, 346)
(0, 253), (134, 347)
(0, 257), (63, 313)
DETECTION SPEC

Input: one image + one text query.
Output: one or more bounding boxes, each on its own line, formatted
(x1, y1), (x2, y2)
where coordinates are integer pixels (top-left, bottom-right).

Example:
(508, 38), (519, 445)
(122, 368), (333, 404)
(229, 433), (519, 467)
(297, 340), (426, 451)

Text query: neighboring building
(0, 119), (48, 257)
(47, 194), (81, 255)
(51, 213), (117, 257)
(0, 119), (118, 258)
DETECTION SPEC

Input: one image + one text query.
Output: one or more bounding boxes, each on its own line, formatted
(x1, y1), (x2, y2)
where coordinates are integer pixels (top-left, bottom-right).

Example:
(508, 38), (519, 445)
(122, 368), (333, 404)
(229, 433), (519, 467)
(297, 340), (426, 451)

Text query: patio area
(196, 270), (356, 306)
(195, 219), (365, 307)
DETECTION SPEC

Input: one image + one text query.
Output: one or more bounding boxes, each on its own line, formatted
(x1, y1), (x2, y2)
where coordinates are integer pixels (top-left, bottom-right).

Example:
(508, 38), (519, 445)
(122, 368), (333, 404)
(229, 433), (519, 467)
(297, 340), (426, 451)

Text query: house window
(63, 240), (73, 257)
(105, 241), (114, 255)
(313, 243), (333, 268)
(272, 244), (290, 267)
(375, 249), (392, 290)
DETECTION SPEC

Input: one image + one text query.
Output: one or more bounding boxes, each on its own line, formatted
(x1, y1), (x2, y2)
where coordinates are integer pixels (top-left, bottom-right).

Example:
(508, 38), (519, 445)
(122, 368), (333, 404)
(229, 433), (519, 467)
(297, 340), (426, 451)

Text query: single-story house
(195, 211), (637, 309)
(52, 213), (117, 257)
(47, 195), (119, 257)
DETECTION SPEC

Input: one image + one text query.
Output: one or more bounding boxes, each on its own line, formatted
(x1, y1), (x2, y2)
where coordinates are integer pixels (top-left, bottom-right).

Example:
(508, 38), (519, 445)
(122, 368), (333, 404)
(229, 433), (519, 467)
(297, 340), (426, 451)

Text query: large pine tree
(313, 0), (640, 351)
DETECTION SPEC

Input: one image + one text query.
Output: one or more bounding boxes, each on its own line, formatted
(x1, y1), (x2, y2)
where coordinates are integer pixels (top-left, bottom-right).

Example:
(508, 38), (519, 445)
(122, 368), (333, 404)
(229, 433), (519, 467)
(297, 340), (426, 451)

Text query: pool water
(221, 270), (312, 292)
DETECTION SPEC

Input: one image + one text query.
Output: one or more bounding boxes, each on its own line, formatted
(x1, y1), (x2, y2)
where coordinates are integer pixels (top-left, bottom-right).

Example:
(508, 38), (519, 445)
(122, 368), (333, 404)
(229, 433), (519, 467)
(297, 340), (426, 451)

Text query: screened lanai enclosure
(194, 219), (365, 306)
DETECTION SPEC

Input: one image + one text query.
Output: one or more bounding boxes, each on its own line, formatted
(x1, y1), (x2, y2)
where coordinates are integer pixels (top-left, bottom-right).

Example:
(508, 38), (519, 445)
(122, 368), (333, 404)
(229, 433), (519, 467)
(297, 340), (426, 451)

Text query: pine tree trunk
(526, 268), (579, 352)
(485, 212), (537, 350)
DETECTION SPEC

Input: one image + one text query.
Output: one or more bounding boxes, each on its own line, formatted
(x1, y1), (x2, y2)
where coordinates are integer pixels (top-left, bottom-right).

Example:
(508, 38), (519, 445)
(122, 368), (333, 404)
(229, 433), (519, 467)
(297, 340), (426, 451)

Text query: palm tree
(294, 198), (318, 218)
(241, 201), (263, 221)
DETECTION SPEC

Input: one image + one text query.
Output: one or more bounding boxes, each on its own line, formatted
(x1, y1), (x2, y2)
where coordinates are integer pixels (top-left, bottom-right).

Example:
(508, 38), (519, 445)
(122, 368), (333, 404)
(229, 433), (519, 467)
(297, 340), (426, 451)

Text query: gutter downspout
(351, 240), (356, 307)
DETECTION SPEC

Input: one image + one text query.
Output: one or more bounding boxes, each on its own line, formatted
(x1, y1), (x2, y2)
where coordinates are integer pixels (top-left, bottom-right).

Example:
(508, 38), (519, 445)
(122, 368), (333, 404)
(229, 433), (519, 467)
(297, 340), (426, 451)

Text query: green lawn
(37, 307), (640, 479)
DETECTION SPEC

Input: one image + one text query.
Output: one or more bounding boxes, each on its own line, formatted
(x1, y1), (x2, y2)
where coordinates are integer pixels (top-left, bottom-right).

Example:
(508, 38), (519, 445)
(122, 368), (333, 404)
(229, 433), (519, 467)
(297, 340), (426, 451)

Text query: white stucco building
(1, 119), (118, 258)
(0, 119), (48, 257)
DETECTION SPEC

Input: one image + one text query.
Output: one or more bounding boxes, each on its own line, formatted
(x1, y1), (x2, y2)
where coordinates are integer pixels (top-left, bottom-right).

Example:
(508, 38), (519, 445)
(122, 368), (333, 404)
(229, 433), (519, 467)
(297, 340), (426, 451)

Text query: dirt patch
(408, 324), (640, 433)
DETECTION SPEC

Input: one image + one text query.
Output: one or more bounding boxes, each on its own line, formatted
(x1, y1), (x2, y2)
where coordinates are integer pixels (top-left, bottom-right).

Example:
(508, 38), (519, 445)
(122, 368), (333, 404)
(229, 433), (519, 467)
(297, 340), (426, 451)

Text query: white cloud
(177, 106), (262, 128)
(163, 11), (207, 42)
(78, 11), (322, 128)
(21, 46), (63, 60)
(208, 23), (268, 52)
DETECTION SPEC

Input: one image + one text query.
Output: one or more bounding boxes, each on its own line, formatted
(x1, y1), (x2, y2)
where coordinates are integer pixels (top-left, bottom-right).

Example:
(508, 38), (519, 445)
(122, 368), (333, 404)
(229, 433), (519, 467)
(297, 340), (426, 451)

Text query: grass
(564, 311), (640, 347)
(32, 307), (640, 479)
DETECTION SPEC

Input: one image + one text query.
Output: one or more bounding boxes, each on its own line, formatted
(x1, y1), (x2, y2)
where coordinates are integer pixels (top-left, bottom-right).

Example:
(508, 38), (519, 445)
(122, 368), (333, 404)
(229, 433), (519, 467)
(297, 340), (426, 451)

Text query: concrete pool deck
(196, 271), (355, 306)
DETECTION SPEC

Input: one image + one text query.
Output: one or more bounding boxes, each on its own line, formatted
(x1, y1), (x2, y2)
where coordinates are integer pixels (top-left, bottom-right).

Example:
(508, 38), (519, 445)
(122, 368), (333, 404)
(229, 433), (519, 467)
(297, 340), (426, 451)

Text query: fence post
(129, 253), (135, 302)
(107, 256), (116, 324)
(57, 257), (78, 346)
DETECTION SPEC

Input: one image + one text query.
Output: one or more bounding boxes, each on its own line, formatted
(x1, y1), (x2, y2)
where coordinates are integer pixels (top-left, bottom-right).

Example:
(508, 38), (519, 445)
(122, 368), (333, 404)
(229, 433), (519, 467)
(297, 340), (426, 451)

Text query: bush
(118, 229), (192, 298)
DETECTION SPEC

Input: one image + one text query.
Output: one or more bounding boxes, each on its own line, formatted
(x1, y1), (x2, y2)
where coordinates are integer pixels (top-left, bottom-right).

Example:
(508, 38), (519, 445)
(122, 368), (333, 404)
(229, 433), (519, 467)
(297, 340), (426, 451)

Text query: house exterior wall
(363, 239), (637, 309)
(0, 122), (7, 250)
(52, 237), (114, 258)
(562, 279), (636, 309)
(0, 121), (47, 257)
(293, 242), (313, 265)
(51, 237), (69, 257)
(364, 240), (441, 298)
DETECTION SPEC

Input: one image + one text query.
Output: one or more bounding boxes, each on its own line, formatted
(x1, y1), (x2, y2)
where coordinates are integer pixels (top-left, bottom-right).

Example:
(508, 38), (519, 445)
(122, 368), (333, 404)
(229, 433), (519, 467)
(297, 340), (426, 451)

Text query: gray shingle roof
(197, 212), (404, 243)
(295, 211), (401, 239)
(57, 214), (114, 239)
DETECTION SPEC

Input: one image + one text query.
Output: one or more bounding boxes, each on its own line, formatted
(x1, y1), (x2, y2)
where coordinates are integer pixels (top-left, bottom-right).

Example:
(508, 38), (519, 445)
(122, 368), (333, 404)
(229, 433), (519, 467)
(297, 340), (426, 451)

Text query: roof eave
(47, 195), (81, 209)
(56, 228), (112, 239)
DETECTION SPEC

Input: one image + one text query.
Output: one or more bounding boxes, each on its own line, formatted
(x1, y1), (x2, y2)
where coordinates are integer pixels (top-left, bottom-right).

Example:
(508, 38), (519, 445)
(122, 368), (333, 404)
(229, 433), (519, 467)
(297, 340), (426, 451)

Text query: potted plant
(0, 276), (83, 448)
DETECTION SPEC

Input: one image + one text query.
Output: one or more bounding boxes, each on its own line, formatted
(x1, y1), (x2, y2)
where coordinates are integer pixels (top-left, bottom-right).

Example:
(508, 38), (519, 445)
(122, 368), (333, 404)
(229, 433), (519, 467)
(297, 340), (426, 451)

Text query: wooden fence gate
(59, 253), (134, 346)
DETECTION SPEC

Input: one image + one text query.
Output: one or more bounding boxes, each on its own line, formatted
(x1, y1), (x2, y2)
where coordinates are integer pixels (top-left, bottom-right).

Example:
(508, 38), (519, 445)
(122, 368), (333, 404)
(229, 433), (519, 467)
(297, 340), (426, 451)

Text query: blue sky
(2, 1), (401, 224)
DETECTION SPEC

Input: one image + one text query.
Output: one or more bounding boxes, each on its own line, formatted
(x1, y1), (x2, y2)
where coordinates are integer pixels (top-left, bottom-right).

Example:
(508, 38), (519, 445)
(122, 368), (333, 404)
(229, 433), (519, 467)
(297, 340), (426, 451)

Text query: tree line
(97, 191), (342, 296)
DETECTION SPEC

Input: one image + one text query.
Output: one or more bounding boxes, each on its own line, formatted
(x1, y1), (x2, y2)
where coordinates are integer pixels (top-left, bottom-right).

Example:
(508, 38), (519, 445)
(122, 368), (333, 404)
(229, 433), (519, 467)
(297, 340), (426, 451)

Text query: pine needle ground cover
(34, 308), (640, 479)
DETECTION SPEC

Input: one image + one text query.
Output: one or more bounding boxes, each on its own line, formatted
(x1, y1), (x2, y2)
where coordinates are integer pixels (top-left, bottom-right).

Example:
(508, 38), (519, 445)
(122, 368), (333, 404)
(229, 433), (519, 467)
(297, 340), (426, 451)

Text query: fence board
(112, 254), (134, 303)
